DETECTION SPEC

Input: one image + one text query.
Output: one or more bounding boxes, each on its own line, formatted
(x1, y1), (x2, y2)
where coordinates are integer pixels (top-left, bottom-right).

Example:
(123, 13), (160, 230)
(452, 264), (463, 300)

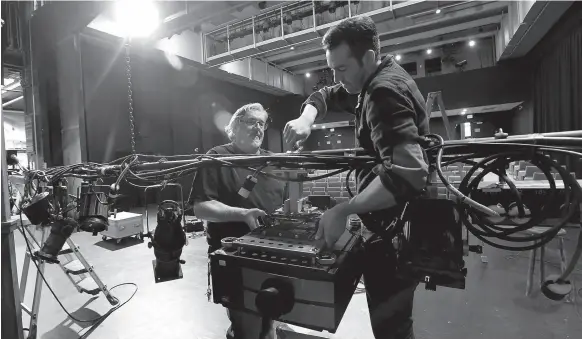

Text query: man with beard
(283, 16), (429, 339)
(190, 103), (284, 339)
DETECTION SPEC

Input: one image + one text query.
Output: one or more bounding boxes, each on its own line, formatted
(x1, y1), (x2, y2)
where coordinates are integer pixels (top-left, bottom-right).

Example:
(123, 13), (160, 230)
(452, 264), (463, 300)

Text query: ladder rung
(77, 278), (101, 295)
(58, 248), (74, 255)
(21, 303), (31, 316)
(63, 260), (89, 275)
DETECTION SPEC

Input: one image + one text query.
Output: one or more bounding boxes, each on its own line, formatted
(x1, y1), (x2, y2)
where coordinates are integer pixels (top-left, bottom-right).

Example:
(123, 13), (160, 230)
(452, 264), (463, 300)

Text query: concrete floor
(12, 208), (582, 339)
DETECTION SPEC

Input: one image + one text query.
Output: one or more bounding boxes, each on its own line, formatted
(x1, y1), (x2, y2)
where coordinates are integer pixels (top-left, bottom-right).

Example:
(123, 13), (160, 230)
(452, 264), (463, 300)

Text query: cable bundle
(425, 132), (582, 289)
(16, 131), (582, 282)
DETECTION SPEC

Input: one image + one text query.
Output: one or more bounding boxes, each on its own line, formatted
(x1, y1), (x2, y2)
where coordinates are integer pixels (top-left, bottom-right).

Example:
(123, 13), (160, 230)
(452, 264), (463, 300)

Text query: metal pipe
(2, 109), (24, 114)
(252, 16), (256, 48)
(281, 7), (285, 38)
(2, 96), (24, 107)
(312, 0), (317, 29)
(1, 105), (11, 222)
(91, 130), (582, 175)
(201, 31), (206, 64)
(226, 25), (230, 53)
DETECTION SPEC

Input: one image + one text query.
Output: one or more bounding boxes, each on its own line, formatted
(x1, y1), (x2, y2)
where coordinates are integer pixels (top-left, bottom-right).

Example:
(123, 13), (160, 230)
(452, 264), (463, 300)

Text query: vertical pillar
(1, 104), (24, 339)
(55, 33), (88, 194)
(20, 1), (45, 170)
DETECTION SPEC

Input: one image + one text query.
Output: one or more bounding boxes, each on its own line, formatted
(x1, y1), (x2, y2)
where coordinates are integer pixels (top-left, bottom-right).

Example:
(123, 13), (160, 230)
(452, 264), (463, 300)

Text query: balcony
(204, 1), (418, 66)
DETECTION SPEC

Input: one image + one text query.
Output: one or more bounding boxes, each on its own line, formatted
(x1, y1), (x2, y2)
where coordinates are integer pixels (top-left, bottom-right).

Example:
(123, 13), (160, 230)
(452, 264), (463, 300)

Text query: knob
(255, 278), (295, 319)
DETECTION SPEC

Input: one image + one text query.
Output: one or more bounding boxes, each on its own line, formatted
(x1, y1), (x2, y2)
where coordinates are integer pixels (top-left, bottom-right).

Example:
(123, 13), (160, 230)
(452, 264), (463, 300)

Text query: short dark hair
(322, 16), (380, 62)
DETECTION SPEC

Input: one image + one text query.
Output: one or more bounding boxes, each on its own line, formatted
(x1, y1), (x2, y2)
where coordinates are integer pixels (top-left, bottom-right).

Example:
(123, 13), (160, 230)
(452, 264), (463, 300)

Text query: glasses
(239, 117), (270, 130)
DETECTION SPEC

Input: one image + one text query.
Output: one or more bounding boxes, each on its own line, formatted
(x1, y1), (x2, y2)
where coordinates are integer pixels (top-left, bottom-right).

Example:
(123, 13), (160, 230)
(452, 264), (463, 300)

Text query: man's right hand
(283, 116), (313, 151)
(241, 208), (267, 230)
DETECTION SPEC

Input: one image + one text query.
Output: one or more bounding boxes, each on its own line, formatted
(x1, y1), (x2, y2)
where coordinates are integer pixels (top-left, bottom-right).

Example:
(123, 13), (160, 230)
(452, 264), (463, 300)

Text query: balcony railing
(203, 1), (409, 63)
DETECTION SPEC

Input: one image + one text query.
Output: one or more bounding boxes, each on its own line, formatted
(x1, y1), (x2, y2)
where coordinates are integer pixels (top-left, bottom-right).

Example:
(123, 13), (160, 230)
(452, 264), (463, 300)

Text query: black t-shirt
(188, 143), (286, 250)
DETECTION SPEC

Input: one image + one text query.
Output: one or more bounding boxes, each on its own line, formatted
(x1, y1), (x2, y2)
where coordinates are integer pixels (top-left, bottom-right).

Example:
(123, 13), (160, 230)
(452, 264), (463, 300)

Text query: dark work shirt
(189, 143), (286, 251)
(301, 55), (430, 230)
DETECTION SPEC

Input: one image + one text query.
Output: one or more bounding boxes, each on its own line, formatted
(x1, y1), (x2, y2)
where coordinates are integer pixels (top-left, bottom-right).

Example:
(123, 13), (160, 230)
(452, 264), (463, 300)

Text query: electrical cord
(18, 133), (582, 283)
(17, 212), (138, 329)
(425, 134), (582, 284)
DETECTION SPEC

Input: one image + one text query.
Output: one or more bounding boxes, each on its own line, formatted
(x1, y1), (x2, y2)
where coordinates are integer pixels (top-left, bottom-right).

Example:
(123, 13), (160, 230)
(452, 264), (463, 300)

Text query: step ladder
(426, 91), (453, 141)
(19, 224), (118, 339)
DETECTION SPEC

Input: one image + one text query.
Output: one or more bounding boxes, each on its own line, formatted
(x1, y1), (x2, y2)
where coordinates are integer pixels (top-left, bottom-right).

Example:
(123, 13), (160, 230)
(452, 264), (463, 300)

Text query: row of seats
(302, 170), (356, 204)
(509, 161), (578, 181)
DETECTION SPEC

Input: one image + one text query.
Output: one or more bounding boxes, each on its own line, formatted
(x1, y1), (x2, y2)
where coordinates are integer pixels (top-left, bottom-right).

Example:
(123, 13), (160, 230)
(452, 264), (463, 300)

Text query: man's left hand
(315, 202), (350, 248)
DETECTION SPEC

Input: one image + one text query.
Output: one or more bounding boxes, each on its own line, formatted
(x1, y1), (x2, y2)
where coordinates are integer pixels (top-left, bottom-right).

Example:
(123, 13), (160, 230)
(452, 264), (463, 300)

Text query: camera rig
(12, 130), (582, 333)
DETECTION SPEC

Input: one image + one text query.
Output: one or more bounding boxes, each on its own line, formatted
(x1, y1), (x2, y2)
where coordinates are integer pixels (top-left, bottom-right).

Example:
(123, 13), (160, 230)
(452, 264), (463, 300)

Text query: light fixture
(469, 40), (476, 47)
(461, 109), (467, 115)
(436, 8), (441, 14)
(290, 46), (295, 50)
(427, 49), (432, 55)
(114, 0), (160, 38)
(305, 73), (311, 78)
(395, 54), (402, 61)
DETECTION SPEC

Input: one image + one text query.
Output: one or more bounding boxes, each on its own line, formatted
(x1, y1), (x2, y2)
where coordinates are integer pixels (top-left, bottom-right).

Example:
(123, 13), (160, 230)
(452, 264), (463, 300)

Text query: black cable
(345, 168), (355, 198)
(17, 213), (138, 327)
(424, 133), (582, 283)
(17, 135), (582, 282)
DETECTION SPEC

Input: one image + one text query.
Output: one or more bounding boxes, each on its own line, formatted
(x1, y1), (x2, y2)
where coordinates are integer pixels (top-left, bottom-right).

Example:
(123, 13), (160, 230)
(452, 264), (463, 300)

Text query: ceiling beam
(292, 30), (496, 74)
(281, 16), (500, 69)
(386, 31), (496, 56)
(382, 28), (497, 55)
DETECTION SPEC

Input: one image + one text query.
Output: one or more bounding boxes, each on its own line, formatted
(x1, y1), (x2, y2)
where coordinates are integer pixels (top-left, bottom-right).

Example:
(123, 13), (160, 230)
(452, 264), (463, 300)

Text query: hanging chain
(124, 39), (137, 155)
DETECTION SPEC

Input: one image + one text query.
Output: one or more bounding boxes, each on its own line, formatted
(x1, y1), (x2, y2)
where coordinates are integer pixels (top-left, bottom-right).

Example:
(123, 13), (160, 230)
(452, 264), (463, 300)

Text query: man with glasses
(189, 103), (284, 339)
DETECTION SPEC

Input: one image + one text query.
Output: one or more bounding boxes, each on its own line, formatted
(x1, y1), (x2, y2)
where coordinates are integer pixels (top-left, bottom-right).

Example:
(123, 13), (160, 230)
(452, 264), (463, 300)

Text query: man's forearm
(299, 104), (318, 125)
(344, 177), (396, 215)
(193, 200), (246, 222)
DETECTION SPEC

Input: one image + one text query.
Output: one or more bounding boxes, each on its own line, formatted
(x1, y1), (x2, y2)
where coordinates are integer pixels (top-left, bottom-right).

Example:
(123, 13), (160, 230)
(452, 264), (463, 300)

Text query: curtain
(533, 24), (582, 133)
(532, 22), (582, 176)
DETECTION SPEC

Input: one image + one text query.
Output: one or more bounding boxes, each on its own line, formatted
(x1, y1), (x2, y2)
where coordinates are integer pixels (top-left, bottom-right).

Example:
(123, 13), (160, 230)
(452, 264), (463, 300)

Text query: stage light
(469, 40), (476, 47)
(395, 55), (402, 61)
(147, 201), (187, 282)
(114, 0), (160, 38)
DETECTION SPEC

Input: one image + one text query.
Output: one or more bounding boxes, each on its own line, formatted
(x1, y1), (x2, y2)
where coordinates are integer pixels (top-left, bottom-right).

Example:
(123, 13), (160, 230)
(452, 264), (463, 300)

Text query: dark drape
(532, 24), (582, 133)
(532, 16), (582, 176)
